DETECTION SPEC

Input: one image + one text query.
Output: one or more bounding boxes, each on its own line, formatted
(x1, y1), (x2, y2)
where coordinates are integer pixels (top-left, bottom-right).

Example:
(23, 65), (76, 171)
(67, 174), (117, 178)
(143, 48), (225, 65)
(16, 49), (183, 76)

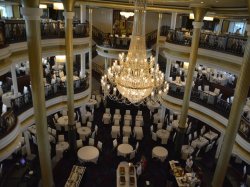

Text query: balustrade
(162, 26), (247, 57)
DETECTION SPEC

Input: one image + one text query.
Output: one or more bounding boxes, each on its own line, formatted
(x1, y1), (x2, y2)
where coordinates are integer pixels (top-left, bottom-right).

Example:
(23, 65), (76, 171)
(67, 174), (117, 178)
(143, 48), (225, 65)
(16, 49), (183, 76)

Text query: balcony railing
(92, 25), (157, 50)
(0, 109), (17, 140)
(165, 82), (250, 143)
(0, 20), (89, 48)
(162, 27), (247, 57)
(10, 75), (89, 115)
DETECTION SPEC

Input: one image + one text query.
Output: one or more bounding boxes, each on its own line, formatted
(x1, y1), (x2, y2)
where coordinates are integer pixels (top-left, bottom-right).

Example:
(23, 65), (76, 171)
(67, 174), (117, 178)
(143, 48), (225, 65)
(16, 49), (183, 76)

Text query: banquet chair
(204, 85), (209, 91)
(51, 129), (57, 137)
(200, 126), (206, 135)
(54, 113), (59, 120)
(150, 125), (154, 133)
(152, 132), (157, 142)
(76, 122), (81, 129)
(88, 138), (95, 146)
(135, 120), (142, 127)
(105, 108), (110, 114)
(130, 150), (136, 160)
(58, 135), (65, 142)
(186, 125), (191, 135)
(55, 124), (62, 131)
(172, 132), (176, 142)
(87, 121), (92, 128)
(135, 142), (139, 152)
(205, 144), (212, 153)
(166, 125), (172, 132)
(48, 127), (52, 134)
(195, 149), (201, 160)
(214, 88), (220, 95)
(193, 131), (197, 139)
(114, 119), (120, 126)
(115, 109), (120, 114)
(188, 134), (192, 143)
(138, 110), (142, 116)
(94, 125), (98, 133)
(124, 119), (131, 126)
(113, 139), (118, 149)
(122, 136), (129, 144)
(91, 95), (96, 100)
(125, 110), (130, 115)
(91, 131), (96, 139)
(76, 139), (83, 149)
(97, 141), (103, 151)
(157, 123), (163, 130)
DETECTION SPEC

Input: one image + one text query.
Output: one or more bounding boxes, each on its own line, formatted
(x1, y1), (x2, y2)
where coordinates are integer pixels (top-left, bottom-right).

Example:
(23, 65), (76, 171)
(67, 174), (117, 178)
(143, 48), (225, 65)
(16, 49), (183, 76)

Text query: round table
(56, 141), (69, 152)
(117, 144), (133, 157)
(152, 146), (168, 162)
(77, 126), (91, 140)
(156, 129), (170, 140)
(181, 145), (194, 160)
(77, 146), (99, 163)
(57, 116), (68, 126)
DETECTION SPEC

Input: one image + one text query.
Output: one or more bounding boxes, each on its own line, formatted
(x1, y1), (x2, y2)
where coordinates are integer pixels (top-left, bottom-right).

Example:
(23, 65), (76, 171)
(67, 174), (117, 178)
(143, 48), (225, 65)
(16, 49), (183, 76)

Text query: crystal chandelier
(101, 0), (168, 105)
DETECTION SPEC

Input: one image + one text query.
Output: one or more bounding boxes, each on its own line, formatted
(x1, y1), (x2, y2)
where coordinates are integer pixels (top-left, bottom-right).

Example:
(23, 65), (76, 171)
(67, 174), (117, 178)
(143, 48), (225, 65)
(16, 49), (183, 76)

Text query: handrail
(166, 82), (250, 142)
(162, 27), (247, 57)
(10, 75), (89, 115)
(0, 20), (89, 48)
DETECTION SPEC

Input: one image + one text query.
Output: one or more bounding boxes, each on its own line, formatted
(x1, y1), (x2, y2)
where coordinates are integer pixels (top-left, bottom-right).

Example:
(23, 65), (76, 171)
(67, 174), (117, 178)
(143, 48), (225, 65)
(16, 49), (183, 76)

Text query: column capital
(192, 21), (204, 29)
(20, 7), (43, 20)
(62, 0), (76, 12)
(190, 5), (208, 22)
(63, 11), (75, 19)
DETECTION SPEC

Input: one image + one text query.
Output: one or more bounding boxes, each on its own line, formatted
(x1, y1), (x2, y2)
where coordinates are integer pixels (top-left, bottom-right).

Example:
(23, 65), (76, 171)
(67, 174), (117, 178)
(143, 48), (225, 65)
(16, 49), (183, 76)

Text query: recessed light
(201, 1), (204, 3)
(215, 0), (219, 2)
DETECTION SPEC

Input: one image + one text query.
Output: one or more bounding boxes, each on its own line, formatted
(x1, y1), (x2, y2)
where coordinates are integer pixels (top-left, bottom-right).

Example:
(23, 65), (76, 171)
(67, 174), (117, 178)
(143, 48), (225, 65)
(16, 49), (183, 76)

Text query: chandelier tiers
(101, 0), (168, 105)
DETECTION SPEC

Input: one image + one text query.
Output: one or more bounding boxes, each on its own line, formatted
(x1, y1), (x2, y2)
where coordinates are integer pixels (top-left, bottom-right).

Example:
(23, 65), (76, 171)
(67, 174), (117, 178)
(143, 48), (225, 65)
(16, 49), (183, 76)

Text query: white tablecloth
(152, 146), (168, 162)
(191, 137), (209, 149)
(113, 114), (121, 121)
(57, 116), (69, 126)
(77, 146), (99, 163)
(56, 141), (69, 152)
(203, 131), (218, 141)
(2, 92), (21, 107)
(181, 145), (194, 160)
(133, 126), (143, 140)
(117, 144), (133, 157)
(156, 129), (170, 140)
(77, 127), (91, 140)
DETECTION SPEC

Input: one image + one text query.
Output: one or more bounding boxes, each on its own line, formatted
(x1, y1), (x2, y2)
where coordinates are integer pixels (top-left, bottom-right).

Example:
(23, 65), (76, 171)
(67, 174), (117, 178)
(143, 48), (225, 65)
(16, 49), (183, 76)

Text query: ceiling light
(189, 13), (214, 21)
(39, 4), (47, 9)
(53, 3), (64, 10)
(55, 55), (66, 63)
(201, 1), (204, 3)
(120, 11), (134, 19)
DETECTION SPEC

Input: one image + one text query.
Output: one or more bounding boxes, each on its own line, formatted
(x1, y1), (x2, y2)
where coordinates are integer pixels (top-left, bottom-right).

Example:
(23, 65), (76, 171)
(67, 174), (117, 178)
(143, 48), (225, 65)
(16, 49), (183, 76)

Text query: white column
(80, 53), (86, 78)
(170, 12), (177, 30)
(80, 4), (86, 23)
(24, 131), (31, 155)
(10, 63), (18, 96)
(104, 57), (108, 71)
(215, 134), (224, 159)
(165, 58), (172, 79)
(89, 8), (93, 91)
(155, 13), (162, 64)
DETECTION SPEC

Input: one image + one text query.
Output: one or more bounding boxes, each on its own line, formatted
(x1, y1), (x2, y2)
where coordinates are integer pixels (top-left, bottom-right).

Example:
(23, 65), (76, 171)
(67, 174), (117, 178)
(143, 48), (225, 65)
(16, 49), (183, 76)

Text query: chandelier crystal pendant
(101, 0), (168, 105)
